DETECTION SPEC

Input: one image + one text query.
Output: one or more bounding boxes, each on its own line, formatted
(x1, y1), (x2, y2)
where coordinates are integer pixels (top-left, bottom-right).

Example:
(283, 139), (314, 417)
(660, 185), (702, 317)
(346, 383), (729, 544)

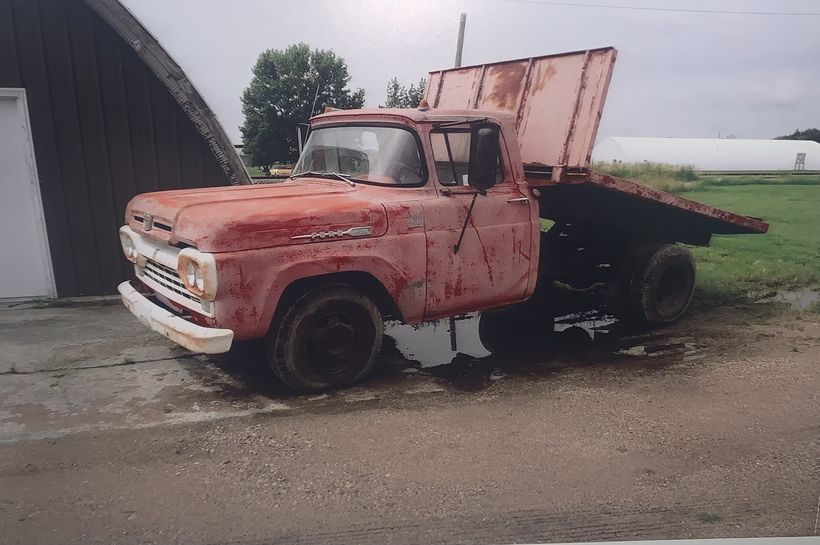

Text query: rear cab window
(430, 129), (503, 186)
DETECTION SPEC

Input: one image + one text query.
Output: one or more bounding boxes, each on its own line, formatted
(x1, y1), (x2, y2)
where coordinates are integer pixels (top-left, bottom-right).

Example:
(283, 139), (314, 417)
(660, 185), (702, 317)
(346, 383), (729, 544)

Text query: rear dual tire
(611, 243), (696, 325)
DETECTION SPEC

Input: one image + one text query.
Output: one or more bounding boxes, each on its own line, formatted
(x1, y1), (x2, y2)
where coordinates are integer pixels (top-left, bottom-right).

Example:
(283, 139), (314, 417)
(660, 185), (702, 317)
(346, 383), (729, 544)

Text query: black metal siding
(0, 0), (230, 296)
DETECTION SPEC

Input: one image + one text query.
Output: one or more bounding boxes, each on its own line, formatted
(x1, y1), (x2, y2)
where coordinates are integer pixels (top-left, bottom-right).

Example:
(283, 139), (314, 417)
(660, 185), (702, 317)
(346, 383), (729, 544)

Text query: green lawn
(683, 184), (820, 300)
(246, 165), (267, 177)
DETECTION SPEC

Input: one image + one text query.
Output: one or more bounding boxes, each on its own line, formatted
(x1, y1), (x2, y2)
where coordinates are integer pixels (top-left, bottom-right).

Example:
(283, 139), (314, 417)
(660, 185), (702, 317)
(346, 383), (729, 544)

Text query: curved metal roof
(83, 0), (250, 185)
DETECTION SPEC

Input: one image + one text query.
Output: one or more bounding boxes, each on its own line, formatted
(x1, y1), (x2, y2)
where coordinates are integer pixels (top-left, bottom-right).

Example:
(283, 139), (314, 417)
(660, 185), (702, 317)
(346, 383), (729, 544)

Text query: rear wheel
(611, 243), (696, 325)
(266, 285), (383, 392)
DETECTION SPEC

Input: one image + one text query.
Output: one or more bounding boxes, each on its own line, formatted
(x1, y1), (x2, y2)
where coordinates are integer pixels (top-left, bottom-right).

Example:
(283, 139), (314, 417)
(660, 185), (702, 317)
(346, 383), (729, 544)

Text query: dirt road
(0, 299), (818, 544)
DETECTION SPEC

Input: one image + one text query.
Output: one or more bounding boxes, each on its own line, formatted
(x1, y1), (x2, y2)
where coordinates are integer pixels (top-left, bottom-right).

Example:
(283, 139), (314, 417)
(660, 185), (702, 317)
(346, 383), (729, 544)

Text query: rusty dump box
(425, 48), (768, 245)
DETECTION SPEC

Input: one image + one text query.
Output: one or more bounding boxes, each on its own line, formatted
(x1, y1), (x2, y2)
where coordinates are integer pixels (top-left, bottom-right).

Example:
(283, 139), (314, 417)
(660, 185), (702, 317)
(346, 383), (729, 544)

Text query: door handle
(506, 197), (529, 204)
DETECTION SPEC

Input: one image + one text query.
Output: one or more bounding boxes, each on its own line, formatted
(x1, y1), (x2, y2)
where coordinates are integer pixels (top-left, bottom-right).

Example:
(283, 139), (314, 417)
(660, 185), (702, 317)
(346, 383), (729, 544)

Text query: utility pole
(454, 13), (466, 68)
(449, 13), (467, 352)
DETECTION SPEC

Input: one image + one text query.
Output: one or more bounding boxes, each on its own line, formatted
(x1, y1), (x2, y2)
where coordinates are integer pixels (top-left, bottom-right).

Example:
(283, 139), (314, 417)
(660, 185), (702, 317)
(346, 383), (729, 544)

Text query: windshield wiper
(290, 171), (356, 187)
(432, 117), (488, 128)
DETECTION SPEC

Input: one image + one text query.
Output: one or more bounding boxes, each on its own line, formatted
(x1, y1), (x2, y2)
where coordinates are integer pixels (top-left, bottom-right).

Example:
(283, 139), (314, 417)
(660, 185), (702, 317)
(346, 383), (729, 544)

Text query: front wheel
(266, 285), (383, 392)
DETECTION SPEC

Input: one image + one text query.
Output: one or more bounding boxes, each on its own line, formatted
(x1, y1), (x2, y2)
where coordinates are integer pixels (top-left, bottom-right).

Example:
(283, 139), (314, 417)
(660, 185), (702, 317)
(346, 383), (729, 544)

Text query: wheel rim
(655, 264), (692, 317)
(297, 302), (375, 382)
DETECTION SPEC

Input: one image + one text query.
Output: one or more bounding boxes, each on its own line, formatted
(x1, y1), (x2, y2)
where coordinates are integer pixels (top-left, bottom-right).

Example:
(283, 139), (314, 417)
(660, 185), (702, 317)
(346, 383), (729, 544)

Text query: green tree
(775, 128), (820, 144)
(241, 43), (365, 167)
(383, 77), (427, 108)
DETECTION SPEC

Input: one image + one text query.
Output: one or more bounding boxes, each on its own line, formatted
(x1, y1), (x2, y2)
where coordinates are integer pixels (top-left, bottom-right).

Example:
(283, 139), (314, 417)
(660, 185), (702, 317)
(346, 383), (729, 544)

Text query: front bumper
(118, 281), (234, 354)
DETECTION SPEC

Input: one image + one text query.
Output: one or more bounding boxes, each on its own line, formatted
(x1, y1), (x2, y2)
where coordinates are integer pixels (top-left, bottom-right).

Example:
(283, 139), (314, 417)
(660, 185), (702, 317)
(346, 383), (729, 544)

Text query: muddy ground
(0, 299), (818, 545)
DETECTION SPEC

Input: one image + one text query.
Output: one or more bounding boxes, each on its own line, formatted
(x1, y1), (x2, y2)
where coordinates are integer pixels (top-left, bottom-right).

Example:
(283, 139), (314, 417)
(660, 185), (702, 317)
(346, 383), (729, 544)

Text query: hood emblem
(142, 214), (154, 231)
(291, 226), (372, 241)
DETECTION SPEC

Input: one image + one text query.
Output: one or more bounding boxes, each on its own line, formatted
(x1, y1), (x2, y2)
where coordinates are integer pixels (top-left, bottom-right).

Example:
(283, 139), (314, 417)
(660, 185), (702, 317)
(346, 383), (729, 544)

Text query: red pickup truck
(118, 48), (767, 391)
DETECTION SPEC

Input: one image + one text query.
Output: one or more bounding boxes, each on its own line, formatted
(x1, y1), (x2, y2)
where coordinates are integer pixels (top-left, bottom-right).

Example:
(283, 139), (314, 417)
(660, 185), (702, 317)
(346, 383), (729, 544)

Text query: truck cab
(290, 108), (541, 318)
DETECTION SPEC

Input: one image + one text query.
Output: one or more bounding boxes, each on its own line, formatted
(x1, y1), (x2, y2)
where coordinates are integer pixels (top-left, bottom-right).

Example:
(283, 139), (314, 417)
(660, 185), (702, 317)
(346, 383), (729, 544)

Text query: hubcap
(656, 266), (690, 315)
(298, 303), (374, 382)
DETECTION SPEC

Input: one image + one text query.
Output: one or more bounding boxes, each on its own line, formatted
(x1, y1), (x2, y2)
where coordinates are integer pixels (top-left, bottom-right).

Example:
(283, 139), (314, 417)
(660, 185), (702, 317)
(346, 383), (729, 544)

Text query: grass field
(683, 184), (820, 302)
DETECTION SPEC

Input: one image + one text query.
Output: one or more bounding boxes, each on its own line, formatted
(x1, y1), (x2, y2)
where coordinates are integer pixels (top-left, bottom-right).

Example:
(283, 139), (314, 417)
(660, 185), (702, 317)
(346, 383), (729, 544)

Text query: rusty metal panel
(583, 171), (769, 234)
(538, 171), (768, 245)
(426, 47), (617, 171)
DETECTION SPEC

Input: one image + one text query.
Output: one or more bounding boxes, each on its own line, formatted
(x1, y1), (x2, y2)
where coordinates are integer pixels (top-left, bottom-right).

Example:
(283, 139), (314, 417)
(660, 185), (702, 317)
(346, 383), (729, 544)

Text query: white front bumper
(118, 281), (234, 354)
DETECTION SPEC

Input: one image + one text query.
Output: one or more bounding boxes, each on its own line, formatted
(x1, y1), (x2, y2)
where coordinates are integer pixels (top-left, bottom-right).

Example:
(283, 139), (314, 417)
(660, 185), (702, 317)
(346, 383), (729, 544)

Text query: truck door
(422, 128), (533, 319)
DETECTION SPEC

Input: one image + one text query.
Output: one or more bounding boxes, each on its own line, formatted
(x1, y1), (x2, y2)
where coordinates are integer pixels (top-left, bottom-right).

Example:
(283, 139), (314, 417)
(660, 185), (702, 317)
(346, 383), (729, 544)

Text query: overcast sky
(121, 0), (820, 144)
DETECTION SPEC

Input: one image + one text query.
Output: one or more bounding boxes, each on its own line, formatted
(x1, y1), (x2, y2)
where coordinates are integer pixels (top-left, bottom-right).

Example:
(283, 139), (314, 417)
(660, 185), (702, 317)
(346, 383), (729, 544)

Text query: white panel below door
(0, 89), (55, 299)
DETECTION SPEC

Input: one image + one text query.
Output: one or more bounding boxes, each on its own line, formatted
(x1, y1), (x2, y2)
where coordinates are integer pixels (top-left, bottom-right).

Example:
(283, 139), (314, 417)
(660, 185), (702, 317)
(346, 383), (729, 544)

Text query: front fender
(213, 232), (427, 340)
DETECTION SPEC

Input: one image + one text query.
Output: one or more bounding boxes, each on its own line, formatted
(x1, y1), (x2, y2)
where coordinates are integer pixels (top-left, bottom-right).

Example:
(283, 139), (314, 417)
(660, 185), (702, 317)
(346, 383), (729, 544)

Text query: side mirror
(468, 123), (499, 191)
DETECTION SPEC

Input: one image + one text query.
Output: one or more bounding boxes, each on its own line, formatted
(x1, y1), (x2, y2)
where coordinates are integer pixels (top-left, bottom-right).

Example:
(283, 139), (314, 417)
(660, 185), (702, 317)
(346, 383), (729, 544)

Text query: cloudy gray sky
(122, 0), (820, 144)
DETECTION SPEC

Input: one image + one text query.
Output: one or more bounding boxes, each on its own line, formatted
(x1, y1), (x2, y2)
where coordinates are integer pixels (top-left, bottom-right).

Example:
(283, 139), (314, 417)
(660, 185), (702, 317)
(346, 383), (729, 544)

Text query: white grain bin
(593, 137), (820, 171)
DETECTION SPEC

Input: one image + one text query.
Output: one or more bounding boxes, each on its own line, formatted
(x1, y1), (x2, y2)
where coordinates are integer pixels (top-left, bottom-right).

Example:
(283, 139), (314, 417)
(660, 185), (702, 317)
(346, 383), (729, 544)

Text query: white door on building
(0, 89), (55, 298)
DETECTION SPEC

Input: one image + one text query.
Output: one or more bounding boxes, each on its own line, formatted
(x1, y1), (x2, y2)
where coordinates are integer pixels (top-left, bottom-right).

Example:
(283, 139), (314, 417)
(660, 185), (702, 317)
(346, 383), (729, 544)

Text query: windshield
(292, 126), (425, 186)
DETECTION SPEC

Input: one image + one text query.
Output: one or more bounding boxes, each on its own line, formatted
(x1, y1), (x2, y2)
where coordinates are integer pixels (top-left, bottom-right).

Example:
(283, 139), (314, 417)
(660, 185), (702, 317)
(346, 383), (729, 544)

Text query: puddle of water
(386, 308), (712, 381)
(385, 314), (490, 368)
(754, 288), (819, 311)
(385, 310), (617, 369)
(554, 311), (617, 340)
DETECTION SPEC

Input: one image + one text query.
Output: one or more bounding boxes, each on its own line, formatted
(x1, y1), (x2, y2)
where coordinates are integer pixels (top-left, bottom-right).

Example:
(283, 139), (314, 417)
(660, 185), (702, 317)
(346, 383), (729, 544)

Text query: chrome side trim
(291, 226), (373, 240)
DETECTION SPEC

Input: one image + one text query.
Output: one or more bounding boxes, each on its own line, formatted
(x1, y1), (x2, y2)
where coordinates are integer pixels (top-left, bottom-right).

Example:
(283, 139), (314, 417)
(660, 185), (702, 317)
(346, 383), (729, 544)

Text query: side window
(430, 130), (503, 186)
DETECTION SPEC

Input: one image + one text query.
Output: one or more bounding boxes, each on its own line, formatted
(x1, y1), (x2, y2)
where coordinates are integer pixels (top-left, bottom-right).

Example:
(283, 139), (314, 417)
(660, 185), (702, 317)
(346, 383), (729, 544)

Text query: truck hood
(126, 179), (388, 252)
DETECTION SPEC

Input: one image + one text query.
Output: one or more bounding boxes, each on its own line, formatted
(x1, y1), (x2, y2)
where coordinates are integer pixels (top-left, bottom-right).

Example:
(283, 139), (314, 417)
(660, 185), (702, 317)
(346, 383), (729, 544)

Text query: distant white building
(592, 137), (820, 171)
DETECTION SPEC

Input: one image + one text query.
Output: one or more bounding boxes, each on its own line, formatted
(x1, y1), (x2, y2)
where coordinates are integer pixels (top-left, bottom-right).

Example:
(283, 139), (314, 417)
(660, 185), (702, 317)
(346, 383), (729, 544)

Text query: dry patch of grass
(593, 162), (820, 194)
(594, 161), (700, 192)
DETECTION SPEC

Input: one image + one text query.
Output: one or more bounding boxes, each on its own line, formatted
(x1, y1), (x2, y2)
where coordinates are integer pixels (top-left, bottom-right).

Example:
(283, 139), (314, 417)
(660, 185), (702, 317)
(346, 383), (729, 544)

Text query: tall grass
(593, 161), (700, 193)
(697, 174), (820, 187)
(592, 161), (820, 193)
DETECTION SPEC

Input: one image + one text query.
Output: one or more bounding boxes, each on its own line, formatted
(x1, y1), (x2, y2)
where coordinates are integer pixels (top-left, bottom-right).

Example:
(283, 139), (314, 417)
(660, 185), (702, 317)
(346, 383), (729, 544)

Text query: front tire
(266, 285), (383, 392)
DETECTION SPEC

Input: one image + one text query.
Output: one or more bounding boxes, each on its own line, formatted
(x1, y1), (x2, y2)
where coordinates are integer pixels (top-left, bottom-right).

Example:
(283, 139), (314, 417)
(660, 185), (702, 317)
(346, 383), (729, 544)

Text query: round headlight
(177, 251), (215, 300)
(123, 236), (137, 263)
(184, 261), (200, 289)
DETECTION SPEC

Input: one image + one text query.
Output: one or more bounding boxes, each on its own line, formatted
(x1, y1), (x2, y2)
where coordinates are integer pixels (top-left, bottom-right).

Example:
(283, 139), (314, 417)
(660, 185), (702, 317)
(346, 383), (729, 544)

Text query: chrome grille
(142, 259), (202, 305)
(133, 214), (172, 232)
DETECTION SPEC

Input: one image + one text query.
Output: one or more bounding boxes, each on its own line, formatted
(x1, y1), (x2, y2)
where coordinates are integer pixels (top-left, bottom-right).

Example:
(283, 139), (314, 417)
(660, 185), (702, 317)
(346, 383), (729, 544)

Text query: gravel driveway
(1, 298), (817, 544)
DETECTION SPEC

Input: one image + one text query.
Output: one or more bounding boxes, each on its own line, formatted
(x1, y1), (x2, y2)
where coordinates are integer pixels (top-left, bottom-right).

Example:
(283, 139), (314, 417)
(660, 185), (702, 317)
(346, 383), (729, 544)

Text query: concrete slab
(0, 300), (451, 442)
(0, 301), (186, 374)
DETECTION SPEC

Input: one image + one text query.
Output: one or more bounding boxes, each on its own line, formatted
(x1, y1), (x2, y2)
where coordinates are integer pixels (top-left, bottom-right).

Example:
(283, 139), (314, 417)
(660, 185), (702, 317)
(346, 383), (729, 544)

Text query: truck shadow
(382, 312), (710, 392)
(207, 311), (712, 401)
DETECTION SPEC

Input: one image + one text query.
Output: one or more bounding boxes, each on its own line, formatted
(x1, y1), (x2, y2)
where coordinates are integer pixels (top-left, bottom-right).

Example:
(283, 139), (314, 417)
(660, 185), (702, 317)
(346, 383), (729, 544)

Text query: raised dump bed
(425, 47), (768, 244)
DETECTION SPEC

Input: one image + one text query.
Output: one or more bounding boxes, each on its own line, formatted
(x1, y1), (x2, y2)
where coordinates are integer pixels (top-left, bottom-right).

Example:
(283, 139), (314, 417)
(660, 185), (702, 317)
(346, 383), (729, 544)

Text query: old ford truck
(118, 48), (768, 391)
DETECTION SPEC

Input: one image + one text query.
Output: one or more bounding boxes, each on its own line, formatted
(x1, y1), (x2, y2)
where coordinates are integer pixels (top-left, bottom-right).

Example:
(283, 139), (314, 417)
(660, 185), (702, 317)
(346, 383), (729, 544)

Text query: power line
(498, 0), (820, 16)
